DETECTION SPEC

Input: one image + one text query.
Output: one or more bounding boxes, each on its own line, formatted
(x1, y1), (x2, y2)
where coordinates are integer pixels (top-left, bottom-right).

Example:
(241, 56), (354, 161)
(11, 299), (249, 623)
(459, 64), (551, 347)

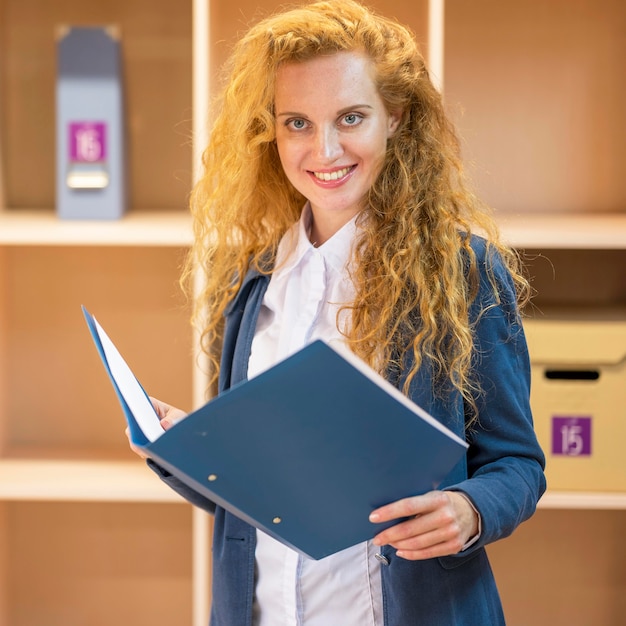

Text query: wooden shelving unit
(441, 1), (626, 623)
(0, 0), (205, 624)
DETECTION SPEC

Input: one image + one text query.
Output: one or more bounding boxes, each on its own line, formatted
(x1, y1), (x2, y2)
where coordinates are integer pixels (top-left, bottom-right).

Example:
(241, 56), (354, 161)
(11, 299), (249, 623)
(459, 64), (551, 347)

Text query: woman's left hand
(369, 491), (479, 560)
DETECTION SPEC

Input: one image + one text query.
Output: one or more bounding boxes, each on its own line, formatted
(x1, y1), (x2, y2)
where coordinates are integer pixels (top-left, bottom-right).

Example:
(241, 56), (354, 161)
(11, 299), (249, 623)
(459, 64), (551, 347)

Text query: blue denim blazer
(151, 236), (546, 626)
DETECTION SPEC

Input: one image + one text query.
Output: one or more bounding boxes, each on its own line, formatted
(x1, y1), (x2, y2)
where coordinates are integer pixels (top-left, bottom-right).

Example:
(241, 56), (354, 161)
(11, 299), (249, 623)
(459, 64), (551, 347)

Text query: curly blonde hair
(185, 0), (529, 415)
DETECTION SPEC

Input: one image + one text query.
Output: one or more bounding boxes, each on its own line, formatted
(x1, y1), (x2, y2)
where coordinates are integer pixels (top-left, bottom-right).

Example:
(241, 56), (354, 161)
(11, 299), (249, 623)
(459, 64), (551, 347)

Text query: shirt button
(374, 553), (390, 565)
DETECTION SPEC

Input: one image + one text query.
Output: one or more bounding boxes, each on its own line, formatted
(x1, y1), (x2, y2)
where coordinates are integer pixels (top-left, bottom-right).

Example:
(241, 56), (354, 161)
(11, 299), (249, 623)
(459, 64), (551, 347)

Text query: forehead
(274, 51), (380, 109)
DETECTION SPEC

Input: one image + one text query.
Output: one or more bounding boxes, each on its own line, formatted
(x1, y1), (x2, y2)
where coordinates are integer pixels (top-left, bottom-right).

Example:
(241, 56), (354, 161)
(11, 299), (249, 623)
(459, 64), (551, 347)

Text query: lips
(310, 165), (355, 182)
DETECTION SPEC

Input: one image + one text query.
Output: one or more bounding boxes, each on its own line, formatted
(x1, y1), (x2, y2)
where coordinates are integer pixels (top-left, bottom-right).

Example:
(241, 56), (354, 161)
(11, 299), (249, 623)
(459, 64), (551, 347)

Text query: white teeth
(313, 167), (351, 181)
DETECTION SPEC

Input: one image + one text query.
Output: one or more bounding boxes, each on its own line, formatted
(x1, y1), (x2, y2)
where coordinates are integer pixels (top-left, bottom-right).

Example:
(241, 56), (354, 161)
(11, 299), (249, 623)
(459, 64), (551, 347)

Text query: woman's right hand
(125, 397), (188, 458)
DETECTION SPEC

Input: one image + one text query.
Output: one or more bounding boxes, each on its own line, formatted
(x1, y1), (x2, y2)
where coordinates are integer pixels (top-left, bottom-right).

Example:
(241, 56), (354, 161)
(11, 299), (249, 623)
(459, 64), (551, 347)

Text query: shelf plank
(538, 490), (626, 510)
(1, 210), (624, 250)
(0, 459), (185, 503)
(0, 210), (192, 247)
(497, 213), (626, 249)
(2, 459), (623, 509)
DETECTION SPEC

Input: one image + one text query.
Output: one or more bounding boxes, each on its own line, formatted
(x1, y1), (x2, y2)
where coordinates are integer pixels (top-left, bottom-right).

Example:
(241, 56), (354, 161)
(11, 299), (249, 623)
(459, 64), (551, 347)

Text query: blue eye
(288, 118), (307, 130)
(343, 113), (362, 126)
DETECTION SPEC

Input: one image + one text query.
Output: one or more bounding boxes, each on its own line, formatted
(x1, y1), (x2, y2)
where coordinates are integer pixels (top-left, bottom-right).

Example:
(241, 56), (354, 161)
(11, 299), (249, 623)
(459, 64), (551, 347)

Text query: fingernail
(369, 512), (380, 523)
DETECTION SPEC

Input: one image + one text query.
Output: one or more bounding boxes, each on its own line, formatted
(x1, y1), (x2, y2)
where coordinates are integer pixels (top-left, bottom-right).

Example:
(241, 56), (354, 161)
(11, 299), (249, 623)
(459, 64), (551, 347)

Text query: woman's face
(274, 51), (401, 241)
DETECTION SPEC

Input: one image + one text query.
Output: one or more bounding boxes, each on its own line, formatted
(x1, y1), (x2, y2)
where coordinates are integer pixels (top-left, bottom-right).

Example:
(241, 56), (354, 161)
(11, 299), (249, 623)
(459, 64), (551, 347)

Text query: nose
(313, 125), (343, 162)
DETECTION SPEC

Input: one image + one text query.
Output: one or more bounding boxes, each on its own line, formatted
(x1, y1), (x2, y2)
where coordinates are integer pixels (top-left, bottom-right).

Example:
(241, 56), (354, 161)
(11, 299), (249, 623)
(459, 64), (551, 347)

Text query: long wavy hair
(185, 0), (529, 417)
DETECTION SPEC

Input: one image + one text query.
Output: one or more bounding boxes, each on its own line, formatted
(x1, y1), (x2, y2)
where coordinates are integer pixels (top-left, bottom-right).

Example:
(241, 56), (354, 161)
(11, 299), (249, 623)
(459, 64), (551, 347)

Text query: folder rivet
(272, 517), (282, 524)
(208, 474), (218, 482)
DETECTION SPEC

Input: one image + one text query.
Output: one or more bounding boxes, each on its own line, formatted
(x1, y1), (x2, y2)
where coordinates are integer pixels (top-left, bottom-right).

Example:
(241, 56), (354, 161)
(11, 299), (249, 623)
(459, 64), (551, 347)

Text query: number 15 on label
(551, 416), (592, 456)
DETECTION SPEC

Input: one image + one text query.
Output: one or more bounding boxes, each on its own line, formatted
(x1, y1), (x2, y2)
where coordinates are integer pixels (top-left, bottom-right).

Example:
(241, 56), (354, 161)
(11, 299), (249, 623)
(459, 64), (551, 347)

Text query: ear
(387, 109), (403, 137)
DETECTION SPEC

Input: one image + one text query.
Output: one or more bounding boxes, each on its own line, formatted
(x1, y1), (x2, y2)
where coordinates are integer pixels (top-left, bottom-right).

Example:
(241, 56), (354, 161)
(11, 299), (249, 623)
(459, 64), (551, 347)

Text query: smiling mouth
(311, 166), (355, 181)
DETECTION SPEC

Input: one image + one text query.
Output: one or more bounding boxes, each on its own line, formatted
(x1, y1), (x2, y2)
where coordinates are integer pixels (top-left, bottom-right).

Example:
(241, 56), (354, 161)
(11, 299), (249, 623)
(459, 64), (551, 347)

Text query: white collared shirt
(248, 205), (383, 626)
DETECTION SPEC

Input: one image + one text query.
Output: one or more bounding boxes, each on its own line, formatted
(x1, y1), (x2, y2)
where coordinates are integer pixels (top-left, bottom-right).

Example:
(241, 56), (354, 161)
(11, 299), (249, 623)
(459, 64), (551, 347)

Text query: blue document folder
(83, 306), (468, 560)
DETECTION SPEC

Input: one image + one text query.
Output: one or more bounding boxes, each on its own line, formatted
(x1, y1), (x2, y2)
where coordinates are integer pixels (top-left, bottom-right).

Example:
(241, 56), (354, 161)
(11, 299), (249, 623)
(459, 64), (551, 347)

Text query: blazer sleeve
(447, 239), (546, 550)
(146, 459), (217, 514)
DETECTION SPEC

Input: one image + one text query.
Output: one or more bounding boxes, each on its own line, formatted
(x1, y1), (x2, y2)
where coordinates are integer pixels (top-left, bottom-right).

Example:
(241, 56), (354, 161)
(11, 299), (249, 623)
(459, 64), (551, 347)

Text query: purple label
(551, 416), (592, 456)
(69, 122), (107, 162)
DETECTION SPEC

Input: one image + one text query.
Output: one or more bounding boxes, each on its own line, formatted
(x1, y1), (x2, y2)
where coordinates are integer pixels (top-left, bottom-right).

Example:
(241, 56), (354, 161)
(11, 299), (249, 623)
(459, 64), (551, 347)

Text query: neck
(308, 208), (360, 247)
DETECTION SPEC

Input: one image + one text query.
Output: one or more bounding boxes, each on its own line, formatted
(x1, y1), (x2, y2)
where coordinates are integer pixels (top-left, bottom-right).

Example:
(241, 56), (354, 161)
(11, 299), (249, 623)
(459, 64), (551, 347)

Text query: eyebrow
(275, 104), (374, 118)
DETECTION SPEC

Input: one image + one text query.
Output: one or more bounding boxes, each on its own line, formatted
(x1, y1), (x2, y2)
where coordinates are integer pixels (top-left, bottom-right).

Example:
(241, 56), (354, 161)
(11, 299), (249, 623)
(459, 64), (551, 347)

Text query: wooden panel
(498, 214), (626, 250)
(0, 0), (192, 210)
(2, 246), (192, 458)
(0, 0), (5, 208)
(489, 509), (626, 625)
(5, 501), (192, 626)
(0, 504), (6, 626)
(209, 0), (429, 87)
(445, 0), (626, 214)
(0, 210), (192, 247)
(0, 460), (184, 502)
(0, 248), (7, 455)
(522, 249), (626, 310)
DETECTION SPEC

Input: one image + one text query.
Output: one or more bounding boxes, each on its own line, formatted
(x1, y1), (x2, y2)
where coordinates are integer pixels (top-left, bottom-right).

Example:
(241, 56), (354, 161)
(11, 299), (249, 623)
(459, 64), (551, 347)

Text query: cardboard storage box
(524, 318), (626, 492)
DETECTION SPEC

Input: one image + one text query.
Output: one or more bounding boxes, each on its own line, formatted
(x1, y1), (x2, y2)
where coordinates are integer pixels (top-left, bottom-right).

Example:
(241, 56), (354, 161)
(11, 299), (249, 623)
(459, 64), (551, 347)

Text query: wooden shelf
(538, 490), (626, 510)
(3, 211), (623, 250)
(0, 209), (192, 247)
(0, 459), (184, 503)
(497, 213), (626, 250)
(3, 460), (623, 508)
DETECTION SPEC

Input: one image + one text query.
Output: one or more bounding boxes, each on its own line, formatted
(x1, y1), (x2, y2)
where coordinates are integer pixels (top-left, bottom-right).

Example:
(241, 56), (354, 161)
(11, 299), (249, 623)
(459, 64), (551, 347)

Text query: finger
(149, 396), (168, 419)
(382, 519), (462, 552)
(395, 537), (465, 561)
(372, 510), (441, 548)
(161, 409), (187, 430)
(372, 495), (459, 547)
(161, 417), (176, 430)
(149, 396), (187, 429)
(370, 491), (446, 524)
(372, 515), (422, 547)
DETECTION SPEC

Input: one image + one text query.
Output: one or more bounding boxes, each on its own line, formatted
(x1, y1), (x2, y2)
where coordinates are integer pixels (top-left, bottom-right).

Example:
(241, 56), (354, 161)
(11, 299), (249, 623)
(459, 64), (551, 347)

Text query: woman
(138, 1), (546, 624)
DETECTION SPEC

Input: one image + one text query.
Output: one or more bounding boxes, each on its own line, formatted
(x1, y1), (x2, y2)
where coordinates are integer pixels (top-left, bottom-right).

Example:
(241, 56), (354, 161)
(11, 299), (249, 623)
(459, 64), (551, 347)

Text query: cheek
(275, 138), (300, 174)
(362, 121), (392, 155)
(359, 133), (389, 175)
(275, 143), (308, 194)
(275, 146), (292, 183)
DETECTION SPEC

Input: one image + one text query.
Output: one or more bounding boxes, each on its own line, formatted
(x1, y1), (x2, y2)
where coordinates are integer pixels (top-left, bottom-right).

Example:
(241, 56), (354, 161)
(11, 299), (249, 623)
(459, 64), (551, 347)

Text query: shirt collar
(274, 203), (359, 278)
